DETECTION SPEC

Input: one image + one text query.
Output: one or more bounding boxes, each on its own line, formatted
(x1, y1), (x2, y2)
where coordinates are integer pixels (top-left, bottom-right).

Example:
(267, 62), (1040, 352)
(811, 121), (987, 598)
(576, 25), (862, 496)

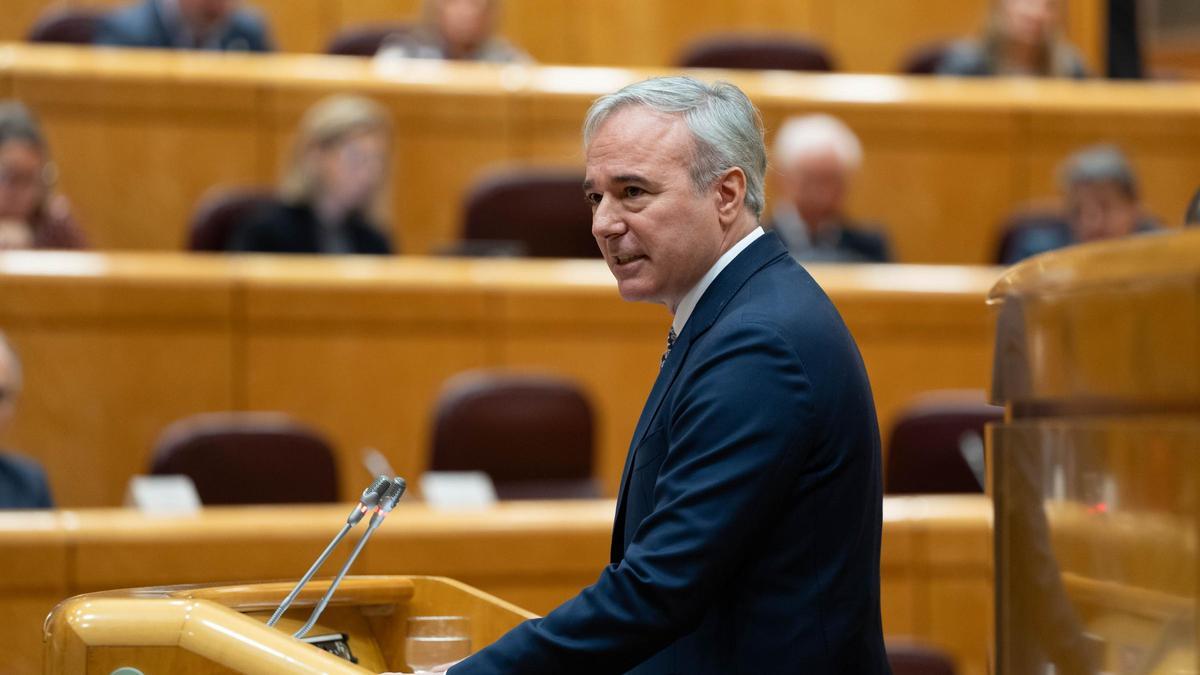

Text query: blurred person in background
(376, 0), (530, 64)
(0, 102), (87, 251)
(937, 0), (1088, 78)
(230, 95), (395, 255)
(0, 332), (54, 509)
(1185, 187), (1200, 227)
(96, 0), (273, 52)
(766, 114), (892, 263)
(1001, 144), (1158, 264)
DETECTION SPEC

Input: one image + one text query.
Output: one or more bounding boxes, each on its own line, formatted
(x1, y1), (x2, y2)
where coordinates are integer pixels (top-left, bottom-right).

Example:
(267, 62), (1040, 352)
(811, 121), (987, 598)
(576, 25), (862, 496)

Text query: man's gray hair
(582, 76), (767, 218)
(1060, 144), (1138, 200)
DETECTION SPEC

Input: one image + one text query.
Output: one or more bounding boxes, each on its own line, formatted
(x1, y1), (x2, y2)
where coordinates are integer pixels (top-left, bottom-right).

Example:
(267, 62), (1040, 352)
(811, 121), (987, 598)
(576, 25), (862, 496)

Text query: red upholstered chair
(456, 167), (599, 258)
(150, 412), (339, 504)
(887, 641), (958, 675)
(430, 371), (602, 500)
(899, 41), (954, 74)
(326, 23), (412, 56)
(27, 8), (106, 45)
(885, 390), (1003, 495)
(677, 34), (835, 72)
(187, 187), (275, 251)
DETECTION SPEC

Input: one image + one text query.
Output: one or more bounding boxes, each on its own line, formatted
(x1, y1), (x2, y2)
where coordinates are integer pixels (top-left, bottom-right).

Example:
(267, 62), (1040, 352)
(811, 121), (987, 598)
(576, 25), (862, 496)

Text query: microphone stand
(266, 475), (390, 627)
(294, 477), (407, 638)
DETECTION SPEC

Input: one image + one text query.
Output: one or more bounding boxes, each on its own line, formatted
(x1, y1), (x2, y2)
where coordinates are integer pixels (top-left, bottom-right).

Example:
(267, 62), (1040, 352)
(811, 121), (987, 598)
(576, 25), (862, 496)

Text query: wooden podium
(43, 576), (537, 673)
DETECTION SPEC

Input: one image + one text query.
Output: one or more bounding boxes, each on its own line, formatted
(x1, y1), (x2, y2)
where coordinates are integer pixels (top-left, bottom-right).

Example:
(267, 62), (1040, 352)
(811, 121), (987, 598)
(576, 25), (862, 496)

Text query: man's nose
(591, 198), (626, 240)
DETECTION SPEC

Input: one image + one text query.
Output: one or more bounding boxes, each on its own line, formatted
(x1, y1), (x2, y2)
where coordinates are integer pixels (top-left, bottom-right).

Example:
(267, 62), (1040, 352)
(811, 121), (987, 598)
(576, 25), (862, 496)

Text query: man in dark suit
(766, 114), (892, 263)
(0, 332), (53, 509)
(405, 76), (887, 674)
(96, 0), (273, 52)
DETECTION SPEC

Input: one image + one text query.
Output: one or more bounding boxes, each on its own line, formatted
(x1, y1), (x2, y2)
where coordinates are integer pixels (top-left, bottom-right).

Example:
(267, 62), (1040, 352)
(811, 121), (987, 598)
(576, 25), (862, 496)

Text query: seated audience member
(0, 102), (87, 251)
(1001, 145), (1158, 264)
(376, 0), (530, 63)
(230, 95), (394, 255)
(766, 114), (892, 263)
(0, 332), (53, 509)
(937, 0), (1088, 78)
(1185, 187), (1200, 227)
(96, 0), (273, 52)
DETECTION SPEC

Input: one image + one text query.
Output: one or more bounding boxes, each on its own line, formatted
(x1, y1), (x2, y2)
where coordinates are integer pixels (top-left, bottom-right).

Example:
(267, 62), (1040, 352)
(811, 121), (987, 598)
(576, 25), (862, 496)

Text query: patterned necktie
(660, 327), (677, 368)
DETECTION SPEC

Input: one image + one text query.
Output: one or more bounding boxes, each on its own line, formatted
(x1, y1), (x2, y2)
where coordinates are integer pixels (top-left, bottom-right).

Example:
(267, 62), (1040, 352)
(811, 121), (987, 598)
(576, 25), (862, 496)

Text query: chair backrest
(187, 187), (275, 251)
(28, 8), (105, 45)
(326, 23), (412, 56)
(899, 40), (953, 75)
(150, 412), (339, 504)
(677, 34), (835, 72)
(993, 205), (1070, 265)
(431, 371), (601, 499)
(885, 390), (1003, 495)
(887, 641), (958, 675)
(459, 168), (599, 258)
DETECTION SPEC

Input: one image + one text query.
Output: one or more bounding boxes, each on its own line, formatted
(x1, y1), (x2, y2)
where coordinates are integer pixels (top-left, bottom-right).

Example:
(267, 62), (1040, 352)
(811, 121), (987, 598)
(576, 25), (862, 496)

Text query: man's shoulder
(0, 451), (53, 509)
(98, 0), (161, 44)
(226, 8), (272, 46)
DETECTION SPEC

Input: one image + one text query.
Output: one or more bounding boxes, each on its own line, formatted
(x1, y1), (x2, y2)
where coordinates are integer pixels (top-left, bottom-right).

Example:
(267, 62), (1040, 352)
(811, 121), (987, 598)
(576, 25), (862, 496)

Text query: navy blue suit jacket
(0, 451), (54, 509)
(96, 0), (272, 52)
(452, 232), (888, 674)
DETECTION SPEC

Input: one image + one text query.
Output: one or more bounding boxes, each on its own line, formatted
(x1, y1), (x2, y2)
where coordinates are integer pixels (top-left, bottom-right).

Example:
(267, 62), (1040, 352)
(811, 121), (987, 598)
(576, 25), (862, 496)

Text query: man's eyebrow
(582, 174), (652, 193)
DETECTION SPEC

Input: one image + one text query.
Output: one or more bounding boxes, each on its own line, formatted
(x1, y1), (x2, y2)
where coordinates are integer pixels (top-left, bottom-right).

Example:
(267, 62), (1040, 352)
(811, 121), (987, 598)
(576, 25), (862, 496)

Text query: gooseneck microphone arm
(293, 477), (407, 639)
(266, 475), (391, 628)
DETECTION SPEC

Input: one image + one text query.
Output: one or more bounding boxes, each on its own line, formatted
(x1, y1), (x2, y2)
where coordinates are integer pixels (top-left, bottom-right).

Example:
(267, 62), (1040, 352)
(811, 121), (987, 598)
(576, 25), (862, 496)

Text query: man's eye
(585, 193), (602, 206)
(623, 186), (644, 198)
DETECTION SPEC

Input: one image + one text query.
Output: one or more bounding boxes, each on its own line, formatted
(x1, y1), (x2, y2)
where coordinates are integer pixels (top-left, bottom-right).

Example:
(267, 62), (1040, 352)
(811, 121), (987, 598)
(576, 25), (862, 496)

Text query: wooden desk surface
(0, 495), (993, 675)
(0, 251), (999, 509)
(0, 0), (1103, 75)
(0, 44), (1195, 265)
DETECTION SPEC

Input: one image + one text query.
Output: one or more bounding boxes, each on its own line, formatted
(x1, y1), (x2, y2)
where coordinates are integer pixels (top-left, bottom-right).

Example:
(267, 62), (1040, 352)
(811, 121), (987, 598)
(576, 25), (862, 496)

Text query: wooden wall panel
(0, 0), (1107, 74)
(0, 252), (999, 508)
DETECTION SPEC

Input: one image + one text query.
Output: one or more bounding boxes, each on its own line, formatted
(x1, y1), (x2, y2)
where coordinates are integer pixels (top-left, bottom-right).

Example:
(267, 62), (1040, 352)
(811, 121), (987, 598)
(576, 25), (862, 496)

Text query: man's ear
(714, 167), (747, 227)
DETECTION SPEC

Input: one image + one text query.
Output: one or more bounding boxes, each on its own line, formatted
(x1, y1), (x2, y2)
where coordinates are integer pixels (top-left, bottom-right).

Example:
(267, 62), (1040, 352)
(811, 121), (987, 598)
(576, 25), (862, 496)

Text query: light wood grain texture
(1, 0), (1104, 73)
(7, 496), (992, 675)
(0, 251), (998, 507)
(0, 44), (1192, 263)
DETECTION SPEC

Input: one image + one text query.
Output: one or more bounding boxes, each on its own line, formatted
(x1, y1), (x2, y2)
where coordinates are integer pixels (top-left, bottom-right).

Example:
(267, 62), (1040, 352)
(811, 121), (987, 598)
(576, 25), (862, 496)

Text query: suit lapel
(609, 233), (790, 562)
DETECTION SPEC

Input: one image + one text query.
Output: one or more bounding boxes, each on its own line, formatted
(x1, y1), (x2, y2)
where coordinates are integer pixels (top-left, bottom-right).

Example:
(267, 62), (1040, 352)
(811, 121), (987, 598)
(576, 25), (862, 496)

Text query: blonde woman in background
(230, 95), (395, 255)
(937, 0), (1088, 78)
(376, 0), (530, 64)
(0, 102), (87, 251)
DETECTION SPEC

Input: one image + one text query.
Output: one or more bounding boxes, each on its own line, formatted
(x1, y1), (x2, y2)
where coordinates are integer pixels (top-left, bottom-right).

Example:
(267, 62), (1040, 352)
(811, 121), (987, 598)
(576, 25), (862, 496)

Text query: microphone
(294, 477), (407, 638)
(266, 475), (391, 627)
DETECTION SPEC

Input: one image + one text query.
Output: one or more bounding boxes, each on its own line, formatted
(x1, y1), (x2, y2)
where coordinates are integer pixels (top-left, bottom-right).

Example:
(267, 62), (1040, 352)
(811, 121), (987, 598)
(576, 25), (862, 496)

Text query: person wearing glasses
(0, 102), (87, 251)
(0, 332), (54, 510)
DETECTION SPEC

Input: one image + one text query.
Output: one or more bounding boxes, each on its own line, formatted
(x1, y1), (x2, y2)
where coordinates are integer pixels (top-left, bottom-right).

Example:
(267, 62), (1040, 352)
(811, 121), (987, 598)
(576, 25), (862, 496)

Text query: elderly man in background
(0, 332), (53, 509)
(96, 0), (273, 52)
(391, 75), (887, 674)
(768, 114), (892, 263)
(1000, 144), (1158, 264)
(376, 0), (530, 63)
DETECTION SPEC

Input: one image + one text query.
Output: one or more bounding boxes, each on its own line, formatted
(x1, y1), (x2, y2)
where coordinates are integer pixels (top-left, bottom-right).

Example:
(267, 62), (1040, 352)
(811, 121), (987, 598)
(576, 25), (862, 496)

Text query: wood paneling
(0, 251), (999, 508)
(1, 0), (1105, 74)
(1, 45), (1195, 265)
(0, 495), (993, 675)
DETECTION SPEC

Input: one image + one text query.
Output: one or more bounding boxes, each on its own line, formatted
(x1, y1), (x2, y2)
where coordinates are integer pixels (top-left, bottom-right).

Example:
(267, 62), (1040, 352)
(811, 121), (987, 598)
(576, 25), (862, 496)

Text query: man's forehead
(585, 107), (691, 174)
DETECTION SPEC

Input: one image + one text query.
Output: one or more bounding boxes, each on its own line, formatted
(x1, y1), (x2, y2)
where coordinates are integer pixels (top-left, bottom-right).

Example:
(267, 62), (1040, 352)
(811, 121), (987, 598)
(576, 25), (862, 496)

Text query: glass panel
(993, 418), (1199, 675)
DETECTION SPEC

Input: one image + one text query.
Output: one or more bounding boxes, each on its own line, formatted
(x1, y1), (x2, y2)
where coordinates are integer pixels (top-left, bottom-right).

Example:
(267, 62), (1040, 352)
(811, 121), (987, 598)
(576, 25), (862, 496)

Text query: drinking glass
(405, 615), (471, 672)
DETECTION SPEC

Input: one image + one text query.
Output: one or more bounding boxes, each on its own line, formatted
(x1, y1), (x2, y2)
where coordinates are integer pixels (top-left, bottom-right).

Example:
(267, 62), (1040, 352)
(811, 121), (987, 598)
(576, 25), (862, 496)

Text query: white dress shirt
(671, 226), (765, 337)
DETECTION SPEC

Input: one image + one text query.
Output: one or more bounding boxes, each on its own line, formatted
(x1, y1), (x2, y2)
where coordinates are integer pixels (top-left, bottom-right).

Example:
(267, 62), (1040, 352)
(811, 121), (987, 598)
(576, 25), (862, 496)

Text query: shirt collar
(671, 226), (764, 336)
